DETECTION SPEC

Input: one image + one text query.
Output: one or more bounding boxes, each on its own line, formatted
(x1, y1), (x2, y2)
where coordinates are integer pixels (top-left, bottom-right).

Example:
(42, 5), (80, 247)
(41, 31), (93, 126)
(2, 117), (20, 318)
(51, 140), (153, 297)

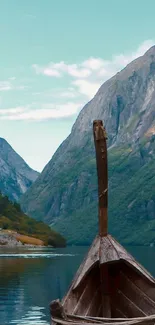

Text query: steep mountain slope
(0, 138), (39, 201)
(0, 191), (66, 247)
(21, 46), (155, 245)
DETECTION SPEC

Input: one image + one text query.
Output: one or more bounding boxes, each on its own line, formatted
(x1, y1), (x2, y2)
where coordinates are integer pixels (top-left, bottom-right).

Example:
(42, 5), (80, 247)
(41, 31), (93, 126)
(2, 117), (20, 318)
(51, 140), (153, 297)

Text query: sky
(0, 0), (155, 172)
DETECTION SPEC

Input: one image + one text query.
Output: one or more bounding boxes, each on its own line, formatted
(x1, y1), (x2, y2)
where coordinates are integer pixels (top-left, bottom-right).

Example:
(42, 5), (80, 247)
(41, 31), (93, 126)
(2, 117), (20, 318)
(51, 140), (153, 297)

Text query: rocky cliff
(21, 46), (155, 245)
(0, 138), (39, 201)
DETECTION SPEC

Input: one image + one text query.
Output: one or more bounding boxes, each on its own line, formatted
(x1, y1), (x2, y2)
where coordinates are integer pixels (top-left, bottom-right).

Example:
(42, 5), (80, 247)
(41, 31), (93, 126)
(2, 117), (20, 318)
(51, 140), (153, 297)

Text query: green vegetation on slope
(0, 192), (66, 247)
(20, 47), (155, 247)
(52, 137), (155, 246)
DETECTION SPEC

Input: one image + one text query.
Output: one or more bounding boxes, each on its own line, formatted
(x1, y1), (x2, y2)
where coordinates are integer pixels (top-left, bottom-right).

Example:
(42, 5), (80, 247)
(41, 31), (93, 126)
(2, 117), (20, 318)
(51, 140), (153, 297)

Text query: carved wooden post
(93, 120), (108, 237)
(93, 120), (110, 317)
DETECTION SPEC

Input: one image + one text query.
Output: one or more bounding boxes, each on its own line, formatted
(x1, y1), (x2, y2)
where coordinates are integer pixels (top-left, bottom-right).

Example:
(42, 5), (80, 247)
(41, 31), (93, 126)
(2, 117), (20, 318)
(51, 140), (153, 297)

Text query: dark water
(0, 245), (155, 325)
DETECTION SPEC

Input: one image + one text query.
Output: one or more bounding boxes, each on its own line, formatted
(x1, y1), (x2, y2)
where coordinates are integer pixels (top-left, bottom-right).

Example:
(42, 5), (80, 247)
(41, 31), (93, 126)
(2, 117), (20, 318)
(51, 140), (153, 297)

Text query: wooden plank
(52, 315), (155, 325)
(112, 290), (146, 317)
(73, 272), (99, 315)
(100, 236), (119, 264)
(99, 261), (111, 317)
(63, 234), (155, 316)
(109, 236), (155, 284)
(64, 313), (155, 325)
(67, 313), (155, 322)
(129, 260), (155, 285)
(111, 307), (127, 318)
(119, 271), (155, 315)
(72, 236), (100, 291)
(121, 263), (155, 302)
(96, 304), (102, 317)
(64, 262), (101, 315)
(85, 287), (101, 317)
(63, 272), (93, 315)
(73, 282), (92, 315)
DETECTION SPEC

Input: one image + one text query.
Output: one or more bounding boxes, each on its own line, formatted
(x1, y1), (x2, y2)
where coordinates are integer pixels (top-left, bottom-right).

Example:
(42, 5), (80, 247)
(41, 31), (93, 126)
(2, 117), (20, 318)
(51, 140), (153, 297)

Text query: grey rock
(0, 231), (23, 246)
(0, 138), (39, 201)
(21, 46), (155, 244)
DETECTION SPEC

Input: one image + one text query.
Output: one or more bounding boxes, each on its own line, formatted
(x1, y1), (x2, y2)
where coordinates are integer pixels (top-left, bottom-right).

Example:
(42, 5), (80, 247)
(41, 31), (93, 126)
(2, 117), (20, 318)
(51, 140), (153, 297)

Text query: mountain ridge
(0, 137), (39, 201)
(21, 46), (155, 245)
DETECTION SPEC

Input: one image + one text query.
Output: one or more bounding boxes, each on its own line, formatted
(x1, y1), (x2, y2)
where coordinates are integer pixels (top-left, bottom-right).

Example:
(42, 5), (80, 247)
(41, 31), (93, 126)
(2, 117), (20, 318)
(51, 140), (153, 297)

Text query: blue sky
(0, 0), (155, 171)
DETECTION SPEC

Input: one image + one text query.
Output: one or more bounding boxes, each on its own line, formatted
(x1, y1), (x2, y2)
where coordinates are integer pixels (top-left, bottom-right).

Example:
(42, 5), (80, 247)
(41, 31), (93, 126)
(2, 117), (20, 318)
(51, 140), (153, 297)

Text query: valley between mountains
(2, 46), (155, 246)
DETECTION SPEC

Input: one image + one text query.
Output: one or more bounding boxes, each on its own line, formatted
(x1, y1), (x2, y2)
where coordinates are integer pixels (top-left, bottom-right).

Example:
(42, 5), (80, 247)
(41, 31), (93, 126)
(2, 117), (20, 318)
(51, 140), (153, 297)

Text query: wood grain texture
(50, 120), (155, 325)
(51, 235), (155, 322)
(93, 120), (108, 237)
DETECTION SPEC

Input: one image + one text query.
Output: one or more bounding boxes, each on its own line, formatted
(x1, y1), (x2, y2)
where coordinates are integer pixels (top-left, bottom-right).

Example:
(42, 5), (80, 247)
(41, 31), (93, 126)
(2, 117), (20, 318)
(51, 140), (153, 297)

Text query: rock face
(0, 231), (22, 246)
(0, 138), (39, 201)
(21, 46), (155, 245)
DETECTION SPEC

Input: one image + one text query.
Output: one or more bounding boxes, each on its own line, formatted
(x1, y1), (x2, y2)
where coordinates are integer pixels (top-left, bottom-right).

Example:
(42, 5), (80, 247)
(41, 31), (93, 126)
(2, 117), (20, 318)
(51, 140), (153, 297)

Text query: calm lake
(0, 245), (155, 325)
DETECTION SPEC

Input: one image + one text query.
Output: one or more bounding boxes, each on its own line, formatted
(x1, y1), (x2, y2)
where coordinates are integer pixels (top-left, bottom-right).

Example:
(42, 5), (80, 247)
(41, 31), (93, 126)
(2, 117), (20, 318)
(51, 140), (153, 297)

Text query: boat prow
(50, 120), (155, 325)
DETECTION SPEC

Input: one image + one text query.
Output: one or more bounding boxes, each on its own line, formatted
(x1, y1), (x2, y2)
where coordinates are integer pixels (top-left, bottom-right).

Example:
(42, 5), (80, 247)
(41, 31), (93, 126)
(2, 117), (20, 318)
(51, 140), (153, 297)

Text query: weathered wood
(119, 271), (155, 315)
(108, 235), (155, 284)
(65, 313), (155, 322)
(121, 263), (155, 302)
(99, 255), (111, 317)
(72, 236), (99, 290)
(50, 233), (155, 323)
(50, 300), (67, 320)
(93, 121), (111, 316)
(73, 271), (100, 316)
(93, 120), (108, 237)
(113, 290), (146, 317)
(52, 315), (155, 325)
(100, 236), (119, 264)
(50, 120), (155, 325)
(63, 260), (101, 316)
(85, 287), (101, 316)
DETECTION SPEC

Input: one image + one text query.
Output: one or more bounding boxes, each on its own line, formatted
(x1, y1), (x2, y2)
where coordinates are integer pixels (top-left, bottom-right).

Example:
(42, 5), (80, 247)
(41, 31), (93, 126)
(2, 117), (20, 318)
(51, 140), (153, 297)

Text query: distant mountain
(0, 138), (39, 201)
(21, 46), (155, 246)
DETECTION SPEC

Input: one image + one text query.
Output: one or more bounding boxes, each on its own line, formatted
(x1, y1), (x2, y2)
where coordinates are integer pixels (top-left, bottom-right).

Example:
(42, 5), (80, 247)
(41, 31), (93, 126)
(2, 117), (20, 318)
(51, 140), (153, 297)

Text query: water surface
(0, 245), (155, 325)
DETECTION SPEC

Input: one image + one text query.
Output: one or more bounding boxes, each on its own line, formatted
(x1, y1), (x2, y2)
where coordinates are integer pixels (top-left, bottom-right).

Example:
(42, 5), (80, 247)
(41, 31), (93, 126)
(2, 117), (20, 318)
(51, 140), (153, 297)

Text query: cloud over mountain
(0, 40), (154, 122)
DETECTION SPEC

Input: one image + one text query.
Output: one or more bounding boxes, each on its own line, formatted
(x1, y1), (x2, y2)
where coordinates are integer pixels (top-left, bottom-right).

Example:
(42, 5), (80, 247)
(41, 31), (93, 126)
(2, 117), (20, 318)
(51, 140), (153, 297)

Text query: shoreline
(0, 230), (45, 248)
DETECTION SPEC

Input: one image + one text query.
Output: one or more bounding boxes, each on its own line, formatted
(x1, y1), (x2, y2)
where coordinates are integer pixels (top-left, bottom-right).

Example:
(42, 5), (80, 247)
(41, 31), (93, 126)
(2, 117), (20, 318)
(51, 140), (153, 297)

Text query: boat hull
(50, 121), (155, 325)
(50, 236), (155, 324)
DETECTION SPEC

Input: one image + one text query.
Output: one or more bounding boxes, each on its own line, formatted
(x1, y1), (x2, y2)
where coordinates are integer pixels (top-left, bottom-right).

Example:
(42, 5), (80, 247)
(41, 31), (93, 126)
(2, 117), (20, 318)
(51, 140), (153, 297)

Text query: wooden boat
(50, 120), (155, 325)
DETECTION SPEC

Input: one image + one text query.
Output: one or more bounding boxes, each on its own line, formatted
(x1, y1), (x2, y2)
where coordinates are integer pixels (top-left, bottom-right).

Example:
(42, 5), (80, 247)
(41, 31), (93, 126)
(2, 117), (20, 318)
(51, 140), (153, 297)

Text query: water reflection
(1, 245), (155, 325)
(10, 306), (49, 325)
(0, 253), (74, 258)
(0, 246), (88, 325)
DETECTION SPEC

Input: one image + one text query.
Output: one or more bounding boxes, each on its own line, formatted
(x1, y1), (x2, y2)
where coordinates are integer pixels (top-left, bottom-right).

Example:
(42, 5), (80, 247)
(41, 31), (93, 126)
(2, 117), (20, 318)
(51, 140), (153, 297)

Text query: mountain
(0, 191), (66, 247)
(21, 46), (155, 246)
(0, 138), (39, 201)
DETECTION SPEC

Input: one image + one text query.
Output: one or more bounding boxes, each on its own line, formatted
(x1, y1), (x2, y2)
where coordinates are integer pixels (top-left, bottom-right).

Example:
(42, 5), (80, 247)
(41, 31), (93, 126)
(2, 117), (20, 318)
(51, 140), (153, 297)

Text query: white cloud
(32, 64), (61, 77)
(111, 40), (155, 67)
(8, 77), (16, 81)
(82, 58), (105, 70)
(59, 89), (77, 99)
(73, 80), (101, 99)
(0, 80), (28, 92)
(0, 107), (26, 115)
(32, 62), (91, 78)
(32, 40), (155, 100)
(67, 65), (91, 78)
(1, 40), (154, 121)
(0, 81), (13, 91)
(0, 102), (83, 121)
